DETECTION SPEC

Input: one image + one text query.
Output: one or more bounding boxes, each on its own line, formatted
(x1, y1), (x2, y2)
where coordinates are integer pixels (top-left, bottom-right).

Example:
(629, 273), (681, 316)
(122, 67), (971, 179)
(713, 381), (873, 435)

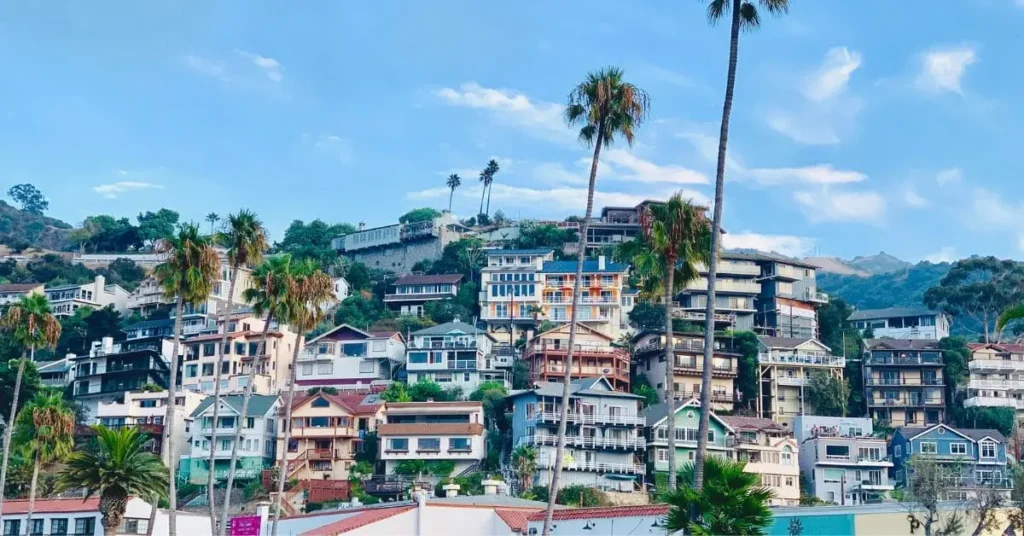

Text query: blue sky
(1, 1), (1022, 262)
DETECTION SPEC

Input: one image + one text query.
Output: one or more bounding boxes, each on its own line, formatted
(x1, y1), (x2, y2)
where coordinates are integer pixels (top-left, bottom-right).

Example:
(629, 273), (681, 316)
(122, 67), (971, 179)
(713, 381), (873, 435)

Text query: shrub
(556, 485), (603, 507)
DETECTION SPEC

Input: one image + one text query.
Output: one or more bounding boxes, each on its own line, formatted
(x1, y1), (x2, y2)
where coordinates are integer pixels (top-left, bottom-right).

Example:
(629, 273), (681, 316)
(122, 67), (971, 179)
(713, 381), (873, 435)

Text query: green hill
(0, 200), (73, 251)
(817, 261), (951, 310)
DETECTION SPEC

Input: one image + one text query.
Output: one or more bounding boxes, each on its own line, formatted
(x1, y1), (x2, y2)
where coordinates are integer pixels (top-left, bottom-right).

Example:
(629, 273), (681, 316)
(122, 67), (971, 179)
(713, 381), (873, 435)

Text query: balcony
(523, 434), (645, 450)
(533, 364), (629, 379)
(695, 260), (761, 277)
(852, 480), (894, 491)
(291, 425), (357, 438)
(865, 377), (944, 387)
(758, 353), (845, 368)
(673, 390), (733, 404)
(527, 341), (627, 357)
(364, 477), (410, 495)
(536, 456), (644, 474)
(685, 278), (760, 295)
(944, 476), (1013, 489)
(446, 360), (479, 371)
(776, 377), (807, 387)
(867, 355), (943, 366)
(964, 396), (1024, 410)
(969, 360), (1024, 372)
(534, 411), (645, 427)
(673, 360), (737, 378)
(867, 398), (944, 408)
(407, 340), (479, 350)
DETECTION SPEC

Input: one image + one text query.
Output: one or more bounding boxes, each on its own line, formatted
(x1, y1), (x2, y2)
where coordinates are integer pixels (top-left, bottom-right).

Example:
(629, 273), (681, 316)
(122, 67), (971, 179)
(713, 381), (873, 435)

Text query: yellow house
(278, 392), (384, 483)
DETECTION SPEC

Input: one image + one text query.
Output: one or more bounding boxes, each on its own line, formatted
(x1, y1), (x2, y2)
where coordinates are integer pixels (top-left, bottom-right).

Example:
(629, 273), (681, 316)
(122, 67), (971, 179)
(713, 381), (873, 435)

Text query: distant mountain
(0, 201), (73, 251)
(804, 256), (871, 277)
(846, 251), (912, 275)
(817, 261), (950, 310)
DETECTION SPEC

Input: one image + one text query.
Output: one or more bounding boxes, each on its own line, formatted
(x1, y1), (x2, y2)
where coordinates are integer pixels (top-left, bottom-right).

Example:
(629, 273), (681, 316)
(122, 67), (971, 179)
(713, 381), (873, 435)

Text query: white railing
(969, 360), (1024, 372)
(534, 411), (645, 426)
(523, 434), (645, 450)
(685, 278), (760, 294)
(759, 353), (846, 367)
(776, 377), (807, 387)
(536, 456), (644, 474)
(969, 379), (1024, 391)
(964, 396), (1024, 410)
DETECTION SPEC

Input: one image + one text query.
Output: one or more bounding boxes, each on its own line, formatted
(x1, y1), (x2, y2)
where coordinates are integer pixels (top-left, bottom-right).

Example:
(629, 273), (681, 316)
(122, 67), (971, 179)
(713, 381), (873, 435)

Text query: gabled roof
(866, 339), (941, 351)
(758, 336), (831, 352)
(304, 323), (375, 345)
(495, 508), (538, 533)
(290, 392), (383, 415)
(968, 342), (1024, 353)
(896, 423), (1006, 444)
(849, 306), (942, 321)
(541, 260), (628, 274)
(299, 505), (416, 535)
(508, 376), (642, 400)
(641, 398), (735, 432)
(191, 394), (279, 418)
(0, 283), (43, 293)
(411, 321), (492, 338)
(530, 322), (613, 343)
(485, 249), (553, 256)
(393, 273), (464, 286)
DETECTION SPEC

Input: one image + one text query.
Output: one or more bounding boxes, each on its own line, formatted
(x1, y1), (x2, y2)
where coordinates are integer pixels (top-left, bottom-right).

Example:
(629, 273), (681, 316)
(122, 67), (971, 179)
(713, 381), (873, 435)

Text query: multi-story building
(864, 339), (945, 427)
(182, 394), (280, 484)
(539, 257), (628, 339)
(123, 318), (175, 340)
(70, 336), (173, 421)
(383, 273), (463, 317)
(479, 249), (551, 340)
(509, 377), (645, 492)
(732, 252), (827, 339)
(91, 390), (207, 460)
(406, 321), (510, 392)
(793, 416), (894, 505)
(643, 399), (733, 480)
(720, 416), (800, 506)
(524, 324), (630, 391)
(965, 343), (1024, 412)
(620, 288), (638, 335)
(125, 276), (175, 318)
(36, 356), (72, 388)
(632, 330), (738, 411)
(46, 275), (130, 317)
(757, 337), (845, 425)
(676, 253), (761, 332)
(332, 213), (469, 275)
(295, 325), (406, 391)
(890, 424), (1011, 500)
(584, 202), (660, 253)
(279, 391), (384, 484)
(378, 401), (487, 477)
(849, 307), (950, 340)
(0, 282), (44, 306)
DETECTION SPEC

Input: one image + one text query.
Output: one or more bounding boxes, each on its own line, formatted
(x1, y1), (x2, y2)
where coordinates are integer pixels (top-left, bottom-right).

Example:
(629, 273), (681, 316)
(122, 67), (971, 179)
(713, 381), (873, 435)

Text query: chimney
(102, 337), (114, 354)
(94, 274), (105, 297)
(598, 255), (606, 271)
(358, 222), (366, 231)
(442, 483), (460, 497)
(481, 479), (501, 496)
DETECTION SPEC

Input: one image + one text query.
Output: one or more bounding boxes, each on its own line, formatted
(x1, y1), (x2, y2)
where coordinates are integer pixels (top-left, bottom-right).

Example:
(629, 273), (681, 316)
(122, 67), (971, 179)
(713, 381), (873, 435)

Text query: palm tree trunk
(220, 313), (274, 530)
(144, 493), (157, 536)
(694, 0), (742, 494)
(486, 182), (493, 216)
(0, 351), (28, 528)
(479, 185), (486, 216)
(25, 450), (39, 536)
(271, 332), (305, 536)
(542, 126), (604, 536)
(164, 297), (185, 536)
(664, 266), (677, 490)
(448, 189), (454, 212)
(208, 266), (240, 534)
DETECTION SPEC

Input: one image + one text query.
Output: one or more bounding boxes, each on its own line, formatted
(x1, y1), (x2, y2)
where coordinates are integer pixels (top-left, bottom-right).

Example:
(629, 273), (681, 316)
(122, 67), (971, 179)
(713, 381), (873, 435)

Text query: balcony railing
(969, 360), (1024, 372)
(943, 476), (1013, 489)
(526, 341), (627, 357)
(291, 426), (357, 438)
(523, 434), (644, 450)
(969, 379), (1024, 390)
(673, 390), (733, 403)
(867, 356), (943, 366)
(758, 353), (846, 367)
(407, 340), (479, 350)
(776, 377), (807, 387)
(964, 396), (1024, 410)
(536, 456), (644, 474)
(867, 398), (944, 407)
(865, 377), (944, 386)
(673, 360), (737, 377)
(534, 411), (645, 426)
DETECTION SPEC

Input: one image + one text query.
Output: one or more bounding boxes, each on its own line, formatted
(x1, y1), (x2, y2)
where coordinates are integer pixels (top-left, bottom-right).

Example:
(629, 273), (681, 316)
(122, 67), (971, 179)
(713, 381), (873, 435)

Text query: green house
(642, 398), (734, 477)
(179, 394), (281, 485)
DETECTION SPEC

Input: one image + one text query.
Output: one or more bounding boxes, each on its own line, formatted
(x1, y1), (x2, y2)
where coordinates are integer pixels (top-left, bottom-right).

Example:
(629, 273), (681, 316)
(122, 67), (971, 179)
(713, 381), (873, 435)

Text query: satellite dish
(603, 368), (610, 374)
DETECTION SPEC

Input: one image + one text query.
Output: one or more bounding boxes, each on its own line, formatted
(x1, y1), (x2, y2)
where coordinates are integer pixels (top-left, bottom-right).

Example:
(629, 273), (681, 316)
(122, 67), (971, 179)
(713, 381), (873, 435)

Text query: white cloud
(93, 181), (164, 199)
(968, 188), (1017, 227)
(183, 55), (228, 81)
(803, 47), (863, 102)
(936, 167), (963, 185)
(764, 114), (841, 145)
(532, 162), (588, 185)
(236, 50), (283, 82)
(923, 247), (956, 263)
(916, 45), (977, 95)
(903, 185), (929, 208)
(744, 165), (867, 185)
(314, 134), (353, 163)
(793, 188), (885, 223)
(722, 232), (815, 258)
(433, 83), (567, 143)
(602, 149), (707, 185)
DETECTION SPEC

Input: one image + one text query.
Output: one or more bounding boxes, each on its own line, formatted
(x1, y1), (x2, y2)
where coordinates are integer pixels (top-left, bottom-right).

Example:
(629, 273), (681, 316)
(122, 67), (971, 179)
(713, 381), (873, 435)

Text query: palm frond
(0, 294), (62, 350)
(565, 67), (650, 149)
(997, 304), (1024, 332)
(155, 222), (221, 306)
(706, 0), (729, 24)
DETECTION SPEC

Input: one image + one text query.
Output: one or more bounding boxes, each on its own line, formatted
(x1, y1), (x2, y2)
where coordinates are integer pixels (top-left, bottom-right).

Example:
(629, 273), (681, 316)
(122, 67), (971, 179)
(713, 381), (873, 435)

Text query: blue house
(890, 423), (1011, 499)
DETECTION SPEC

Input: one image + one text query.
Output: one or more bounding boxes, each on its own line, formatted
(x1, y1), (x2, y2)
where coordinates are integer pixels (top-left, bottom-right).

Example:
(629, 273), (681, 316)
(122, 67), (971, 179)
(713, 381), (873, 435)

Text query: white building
(383, 273), (462, 317)
(965, 343), (1024, 412)
(70, 336), (174, 422)
(0, 282), (44, 306)
(333, 276), (350, 303)
(46, 275), (129, 317)
(0, 496), (208, 536)
(379, 401), (488, 477)
(849, 306), (951, 340)
(182, 394), (280, 484)
(406, 321), (510, 393)
(295, 324), (406, 391)
(37, 356), (73, 388)
(93, 390), (207, 463)
(125, 276), (175, 317)
(793, 416), (894, 505)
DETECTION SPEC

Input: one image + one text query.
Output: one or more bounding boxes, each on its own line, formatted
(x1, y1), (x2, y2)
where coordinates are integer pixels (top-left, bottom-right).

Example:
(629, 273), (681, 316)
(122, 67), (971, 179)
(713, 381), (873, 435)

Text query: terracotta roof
(377, 423), (485, 436)
(187, 330), (284, 342)
(291, 392), (383, 415)
(300, 505), (415, 535)
(393, 273), (464, 286)
(2, 497), (100, 514)
(720, 415), (786, 432)
(969, 343), (1024, 353)
(495, 508), (539, 533)
(527, 504), (669, 522)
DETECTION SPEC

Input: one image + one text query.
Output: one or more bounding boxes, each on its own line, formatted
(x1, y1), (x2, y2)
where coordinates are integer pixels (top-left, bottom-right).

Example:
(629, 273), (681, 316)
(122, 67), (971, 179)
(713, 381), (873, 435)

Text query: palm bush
(664, 457), (773, 536)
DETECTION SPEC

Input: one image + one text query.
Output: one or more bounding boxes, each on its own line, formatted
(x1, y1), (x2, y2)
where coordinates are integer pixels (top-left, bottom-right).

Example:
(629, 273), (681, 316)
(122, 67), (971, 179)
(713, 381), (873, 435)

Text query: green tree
(514, 223), (577, 257)
(627, 302), (665, 331)
(205, 212), (220, 235)
(334, 294), (390, 330)
(408, 379), (449, 402)
(379, 382), (412, 403)
(274, 219), (355, 269)
(955, 407), (1014, 438)
(805, 371), (849, 417)
(925, 256), (1024, 342)
(0, 359), (40, 427)
(665, 457), (773, 536)
(55, 426), (169, 536)
(0, 294), (60, 523)
(477, 160), (500, 218)
(556, 484), (602, 507)
(137, 208), (180, 246)
(423, 299), (470, 325)
(939, 336), (971, 425)
(153, 222), (219, 534)
(899, 456), (965, 536)
(543, 69), (649, 535)
(511, 445), (538, 493)
(816, 297), (865, 416)
(445, 174), (461, 212)
(215, 210), (269, 532)
(7, 184), (48, 215)
(399, 207), (441, 225)
(14, 391), (75, 534)
(734, 331), (760, 409)
(427, 460), (455, 479)
(512, 360), (532, 390)
(394, 459), (428, 480)
(632, 374), (659, 408)
(99, 258), (147, 291)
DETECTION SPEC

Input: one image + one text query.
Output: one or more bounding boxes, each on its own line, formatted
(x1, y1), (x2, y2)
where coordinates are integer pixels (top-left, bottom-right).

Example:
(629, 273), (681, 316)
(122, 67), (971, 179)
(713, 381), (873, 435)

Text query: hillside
(817, 261), (951, 310)
(0, 200), (73, 251)
(804, 256), (870, 276)
(846, 251), (912, 275)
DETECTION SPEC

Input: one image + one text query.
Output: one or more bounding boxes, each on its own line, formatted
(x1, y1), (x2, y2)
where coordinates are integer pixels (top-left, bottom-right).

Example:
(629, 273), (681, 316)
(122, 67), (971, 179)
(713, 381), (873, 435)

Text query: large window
(981, 441), (997, 459)
(310, 417), (330, 428)
(387, 438), (409, 451)
(29, 520), (43, 536)
(120, 518), (150, 535)
(50, 519), (67, 536)
(342, 343), (368, 357)
(417, 438), (441, 451)
(950, 442), (967, 455)
(449, 438), (471, 451)
(3, 520), (19, 536)
(301, 363), (313, 375)
(920, 442), (938, 455)
(74, 519), (95, 536)
(825, 445), (850, 458)
(318, 362), (334, 374)
(203, 343), (217, 357)
(359, 361), (375, 374)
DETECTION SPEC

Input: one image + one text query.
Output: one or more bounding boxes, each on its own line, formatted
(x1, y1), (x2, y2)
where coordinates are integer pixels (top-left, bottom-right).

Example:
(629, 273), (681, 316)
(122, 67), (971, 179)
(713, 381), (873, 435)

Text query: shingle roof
(526, 504), (669, 522)
(411, 321), (490, 337)
(849, 306), (941, 321)
(866, 339), (941, 350)
(485, 249), (553, 256)
(968, 343), (1024, 353)
(393, 273), (464, 286)
(299, 505), (415, 535)
(508, 376), (642, 400)
(541, 260), (628, 273)
(290, 392), (383, 415)
(758, 336), (817, 349)
(720, 415), (785, 432)
(0, 283), (42, 293)
(191, 394), (279, 418)
(897, 424), (1007, 444)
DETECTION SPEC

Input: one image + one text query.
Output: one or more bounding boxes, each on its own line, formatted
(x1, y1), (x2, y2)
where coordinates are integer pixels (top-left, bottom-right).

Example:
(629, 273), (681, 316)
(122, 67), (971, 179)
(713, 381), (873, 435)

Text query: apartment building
(539, 257), (629, 339)
(849, 307), (950, 340)
(676, 253), (761, 332)
(406, 321), (510, 392)
(91, 390), (207, 460)
(720, 416), (800, 506)
(180, 316), (299, 396)
(524, 323), (630, 391)
(332, 213), (469, 275)
(890, 424), (1011, 500)
(632, 330), (738, 411)
(643, 400), (733, 478)
(379, 401), (487, 477)
(383, 273), (463, 317)
(70, 336), (173, 421)
(125, 276), (175, 317)
(863, 339), (945, 427)
(965, 343), (1024, 412)
(793, 416), (894, 505)
(509, 377), (646, 492)
(124, 318), (175, 340)
(757, 337), (845, 425)
(295, 324), (406, 391)
(479, 249), (551, 340)
(280, 392), (384, 484)
(46, 275), (129, 317)
(36, 356), (72, 388)
(182, 394), (280, 484)
(0, 282), (43, 306)
(584, 202), (660, 252)
(732, 252), (826, 338)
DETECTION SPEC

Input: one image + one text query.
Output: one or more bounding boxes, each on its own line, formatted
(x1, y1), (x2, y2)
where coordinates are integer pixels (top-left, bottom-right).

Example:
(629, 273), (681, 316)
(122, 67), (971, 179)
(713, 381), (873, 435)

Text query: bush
(556, 484), (603, 507)
(525, 485), (549, 502)
(307, 386), (338, 396)
(176, 482), (201, 500)
(243, 479), (265, 501)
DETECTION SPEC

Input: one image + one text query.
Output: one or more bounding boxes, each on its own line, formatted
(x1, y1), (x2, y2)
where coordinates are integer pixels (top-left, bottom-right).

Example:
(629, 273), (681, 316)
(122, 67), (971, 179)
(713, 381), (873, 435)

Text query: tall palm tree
(154, 222), (220, 536)
(14, 391), (75, 536)
(0, 294), (60, 528)
(446, 173), (461, 213)
(220, 254), (293, 530)
(998, 305), (1024, 336)
(205, 212), (220, 235)
(56, 426), (169, 536)
(511, 444), (538, 494)
(695, 0), (789, 493)
(206, 210), (268, 532)
(664, 457), (773, 535)
(617, 195), (710, 490)
(483, 159), (500, 217)
(477, 169), (489, 217)
(541, 67), (649, 536)
(271, 260), (337, 536)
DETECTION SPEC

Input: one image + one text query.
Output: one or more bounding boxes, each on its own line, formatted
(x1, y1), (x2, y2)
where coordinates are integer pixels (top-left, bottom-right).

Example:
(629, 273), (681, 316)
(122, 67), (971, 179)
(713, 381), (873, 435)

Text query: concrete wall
(349, 237), (446, 275)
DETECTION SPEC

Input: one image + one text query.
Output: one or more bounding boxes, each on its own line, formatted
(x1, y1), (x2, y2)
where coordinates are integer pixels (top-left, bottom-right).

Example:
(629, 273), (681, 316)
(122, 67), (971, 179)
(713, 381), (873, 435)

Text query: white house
(379, 401), (488, 477)
(295, 324), (406, 391)
(0, 496), (208, 536)
(849, 306), (950, 340)
(406, 321), (510, 393)
(46, 275), (129, 317)
(93, 390), (208, 462)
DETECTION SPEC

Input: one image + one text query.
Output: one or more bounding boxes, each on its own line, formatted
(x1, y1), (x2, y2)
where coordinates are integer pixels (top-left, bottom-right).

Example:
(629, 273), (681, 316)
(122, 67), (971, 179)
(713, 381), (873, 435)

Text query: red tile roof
(495, 508), (539, 533)
(526, 504), (669, 522)
(2, 497), (100, 514)
(300, 505), (415, 535)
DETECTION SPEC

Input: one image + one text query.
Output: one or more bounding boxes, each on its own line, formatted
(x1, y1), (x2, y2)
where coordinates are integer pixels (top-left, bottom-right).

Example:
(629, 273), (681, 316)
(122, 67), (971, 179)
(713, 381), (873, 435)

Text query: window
(981, 441), (997, 459)
(140, 399), (157, 408)
(3, 520), (19, 536)
(449, 438), (471, 451)
(301, 363), (313, 375)
(50, 519), (68, 536)
(235, 342), (246, 356)
(245, 417), (255, 429)
(201, 363), (214, 376)
(203, 343), (217, 357)
(74, 518), (95, 536)
(785, 477), (794, 487)
(249, 342), (260, 356)
(656, 448), (668, 462)
(185, 364), (198, 378)
(310, 417), (330, 428)
(950, 442), (967, 455)
(220, 439), (231, 451)
(825, 445), (850, 458)
(418, 438), (441, 451)
(311, 397), (330, 408)
(387, 438), (409, 451)
(920, 442), (938, 455)
(120, 518), (149, 535)
(895, 445), (902, 457)
(29, 520), (43, 536)
(317, 361), (333, 374)
(359, 361), (375, 373)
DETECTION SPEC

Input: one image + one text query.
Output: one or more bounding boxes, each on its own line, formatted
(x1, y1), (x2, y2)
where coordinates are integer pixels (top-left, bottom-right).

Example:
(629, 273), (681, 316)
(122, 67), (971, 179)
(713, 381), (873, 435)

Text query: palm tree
(154, 222), (220, 536)
(56, 426), (169, 536)
(511, 444), (538, 494)
(998, 305), (1024, 336)
(271, 260), (337, 536)
(477, 169), (489, 218)
(446, 173), (461, 213)
(695, 0), (789, 493)
(483, 159), (500, 217)
(541, 67), (649, 536)
(617, 195), (711, 490)
(14, 391), (75, 536)
(221, 254), (293, 529)
(207, 210), (268, 532)
(205, 212), (220, 235)
(664, 457), (773, 535)
(0, 294), (60, 528)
